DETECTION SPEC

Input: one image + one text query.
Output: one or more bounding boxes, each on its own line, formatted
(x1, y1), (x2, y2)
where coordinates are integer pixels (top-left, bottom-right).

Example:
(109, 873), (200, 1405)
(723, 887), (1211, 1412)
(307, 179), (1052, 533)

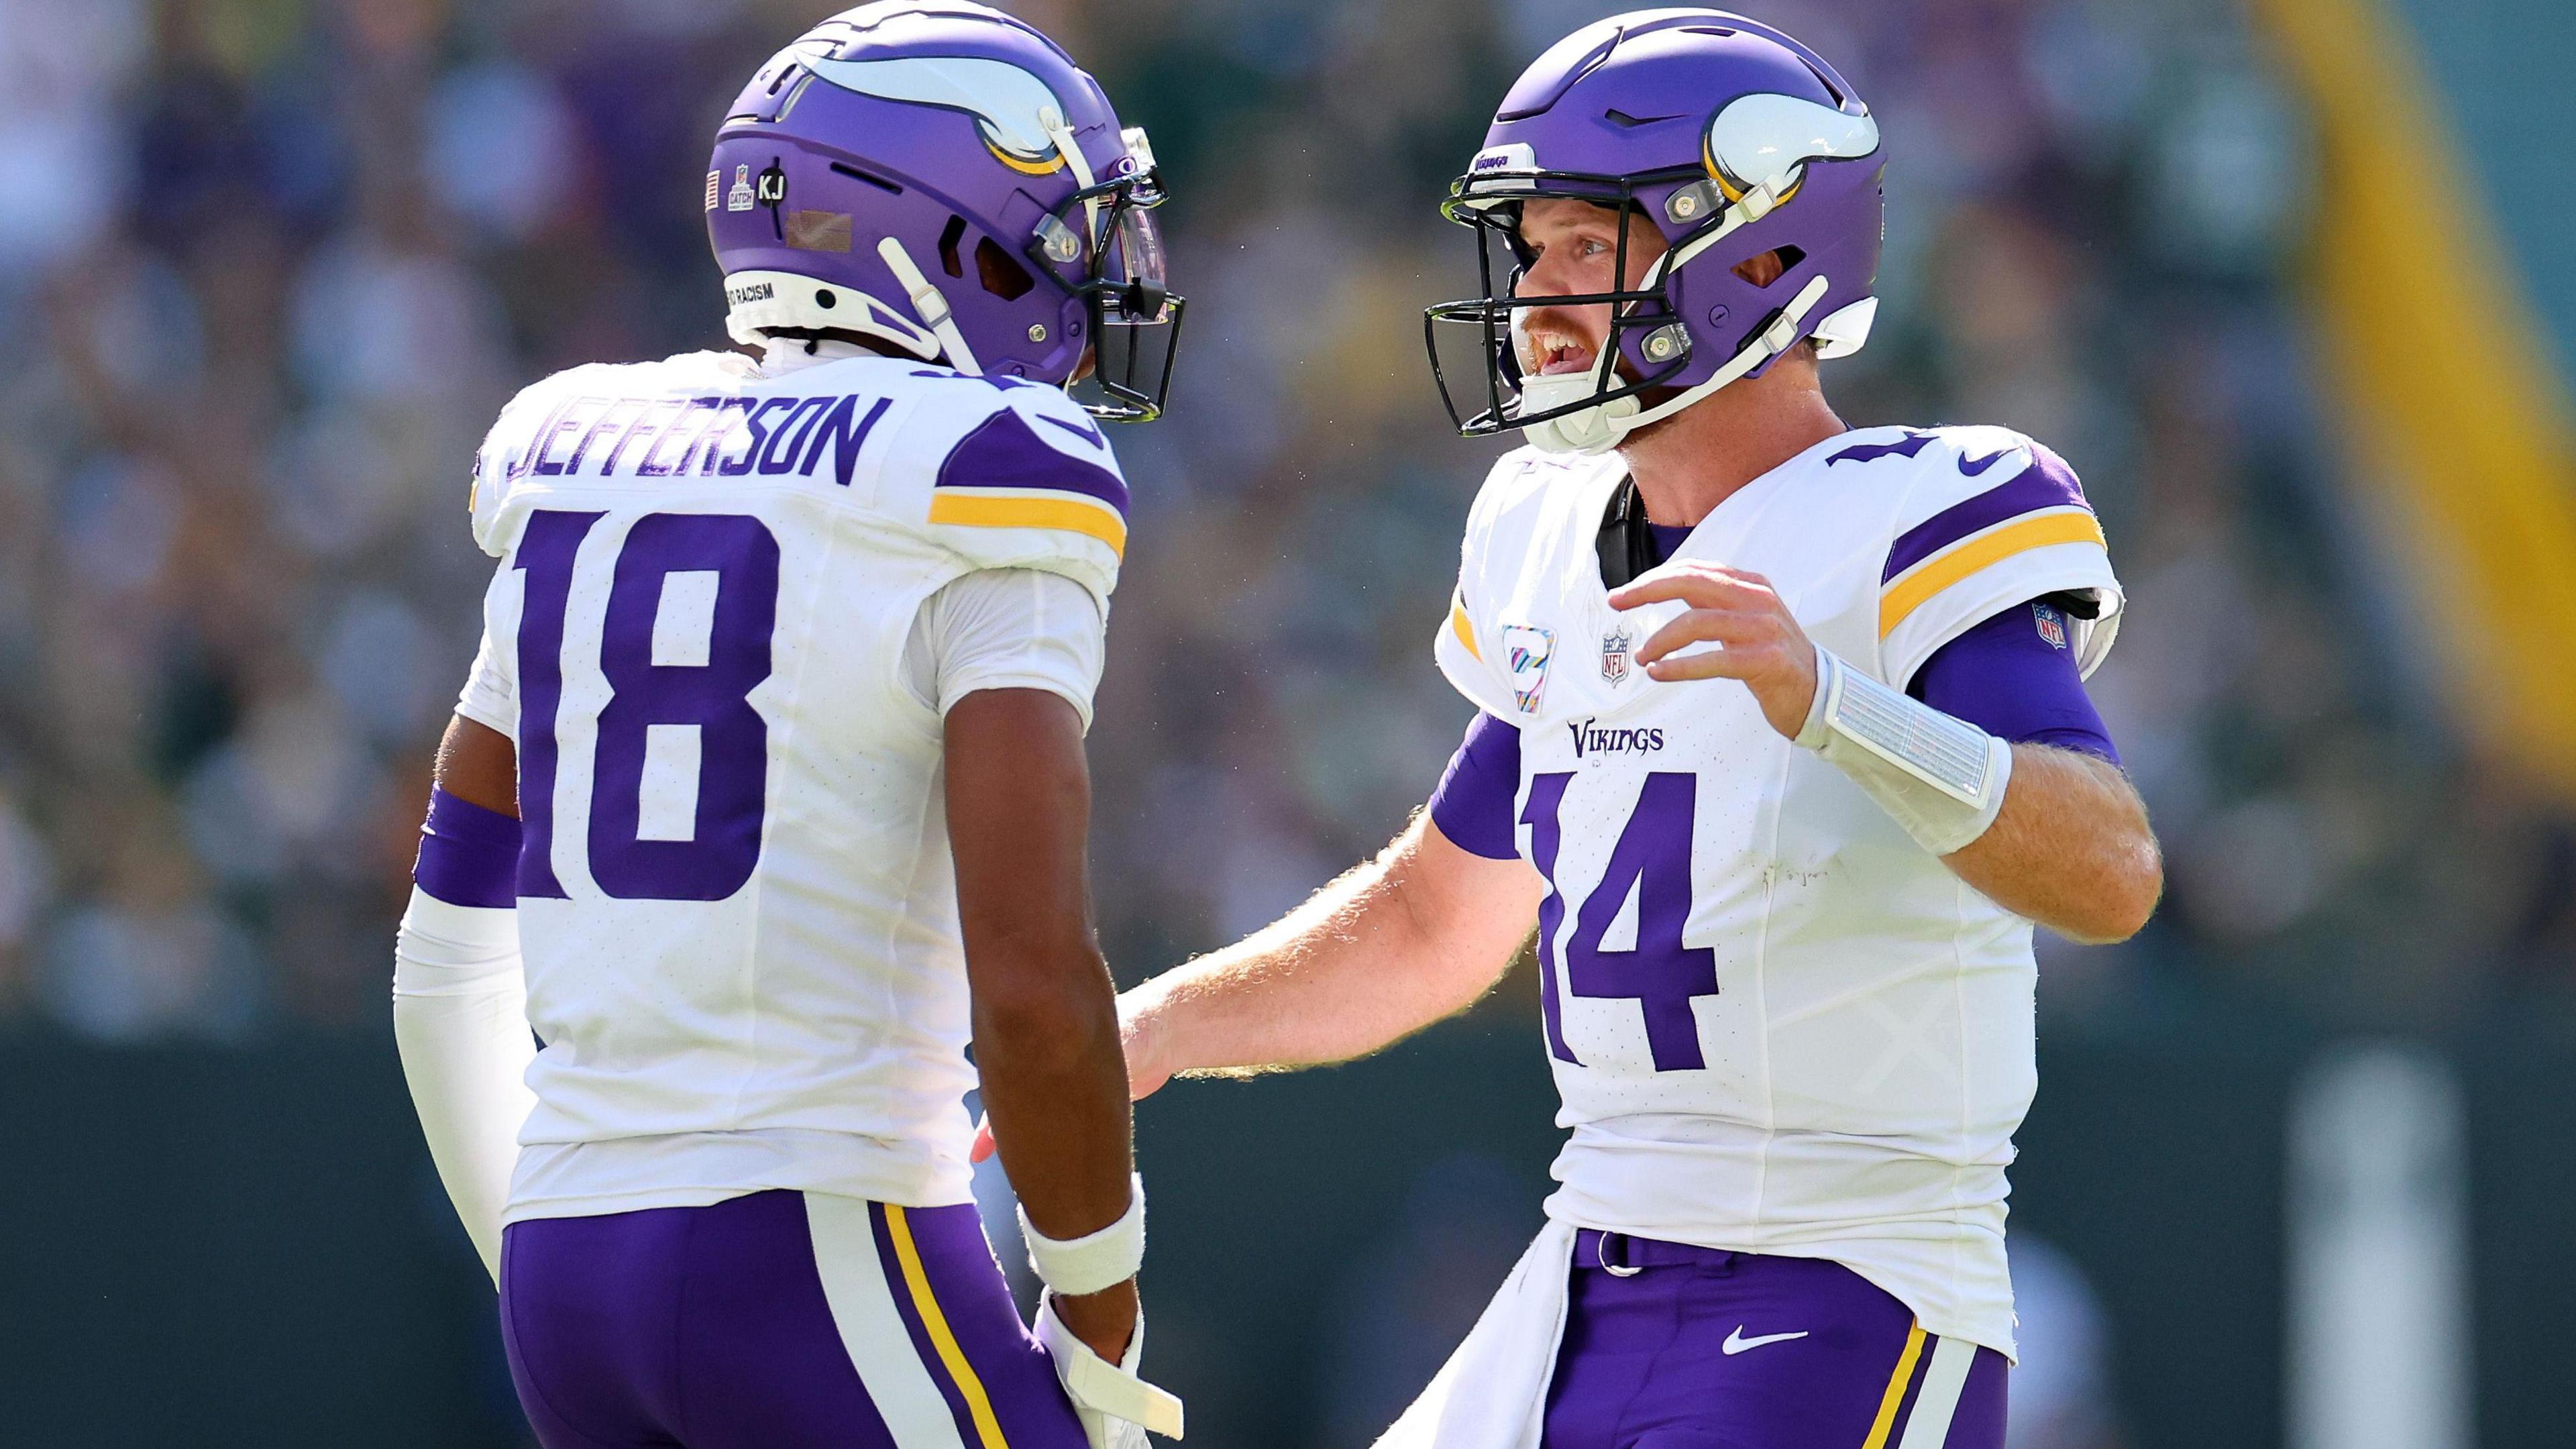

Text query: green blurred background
(1, 0), (2573, 1444)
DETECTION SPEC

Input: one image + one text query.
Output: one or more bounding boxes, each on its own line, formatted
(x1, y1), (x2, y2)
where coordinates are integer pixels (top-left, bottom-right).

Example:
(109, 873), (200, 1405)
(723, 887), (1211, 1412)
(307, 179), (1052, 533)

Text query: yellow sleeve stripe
(1449, 595), (1481, 659)
(1860, 1322), (1928, 1449)
(883, 1205), (1012, 1449)
(927, 493), (1127, 559)
(1880, 509), (2106, 638)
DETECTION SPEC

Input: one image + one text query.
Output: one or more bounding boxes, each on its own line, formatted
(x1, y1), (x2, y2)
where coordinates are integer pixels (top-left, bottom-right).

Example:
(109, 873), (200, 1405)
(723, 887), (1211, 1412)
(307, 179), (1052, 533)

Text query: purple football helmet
(710, 2), (1182, 420)
(1424, 9), (1882, 453)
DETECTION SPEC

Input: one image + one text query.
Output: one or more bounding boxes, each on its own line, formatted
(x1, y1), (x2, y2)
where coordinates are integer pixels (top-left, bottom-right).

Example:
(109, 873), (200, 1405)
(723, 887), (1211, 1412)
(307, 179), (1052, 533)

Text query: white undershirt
(902, 566), (1107, 731)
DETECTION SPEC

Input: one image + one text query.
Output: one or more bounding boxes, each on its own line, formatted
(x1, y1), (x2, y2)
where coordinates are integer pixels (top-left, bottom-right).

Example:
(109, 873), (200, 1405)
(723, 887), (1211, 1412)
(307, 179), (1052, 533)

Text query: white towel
(1371, 1221), (1578, 1449)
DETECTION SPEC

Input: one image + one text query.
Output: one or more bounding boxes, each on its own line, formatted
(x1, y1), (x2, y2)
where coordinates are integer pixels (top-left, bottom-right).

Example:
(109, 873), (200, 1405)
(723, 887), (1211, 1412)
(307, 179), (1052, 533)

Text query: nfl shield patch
(2032, 601), (2068, 650)
(1503, 625), (1555, 714)
(1601, 625), (1633, 684)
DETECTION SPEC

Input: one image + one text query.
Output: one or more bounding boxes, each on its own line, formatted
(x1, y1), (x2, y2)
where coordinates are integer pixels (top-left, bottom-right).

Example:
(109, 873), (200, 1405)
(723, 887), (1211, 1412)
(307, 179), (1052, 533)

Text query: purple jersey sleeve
(1906, 599), (2119, 763)
(1427, 711), (1523, 859)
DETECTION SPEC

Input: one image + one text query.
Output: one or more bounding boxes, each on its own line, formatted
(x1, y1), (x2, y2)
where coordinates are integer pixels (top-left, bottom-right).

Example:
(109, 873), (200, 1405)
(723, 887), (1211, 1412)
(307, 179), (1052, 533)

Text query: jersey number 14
(1523, 771), (1719, 1073)
(513, 508), (780, 902)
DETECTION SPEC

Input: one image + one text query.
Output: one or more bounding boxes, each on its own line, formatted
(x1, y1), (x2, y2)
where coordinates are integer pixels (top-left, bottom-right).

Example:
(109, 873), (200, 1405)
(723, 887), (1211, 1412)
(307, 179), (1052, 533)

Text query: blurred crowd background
(2, 0), (2571, 1445)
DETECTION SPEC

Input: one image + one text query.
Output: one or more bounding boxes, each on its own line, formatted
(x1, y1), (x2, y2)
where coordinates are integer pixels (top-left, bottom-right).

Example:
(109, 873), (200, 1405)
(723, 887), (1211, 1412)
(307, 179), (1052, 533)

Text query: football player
(390, 6), (1184, 1447)
(1070, 11), (2161, 1447)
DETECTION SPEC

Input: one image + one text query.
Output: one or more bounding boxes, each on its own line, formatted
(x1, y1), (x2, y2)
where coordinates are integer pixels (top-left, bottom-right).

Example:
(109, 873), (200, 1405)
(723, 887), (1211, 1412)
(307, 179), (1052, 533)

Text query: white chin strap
(1513, 163), (1870, 456)
(1521, 271), (1831, 455)
(877, 236), (983, 376)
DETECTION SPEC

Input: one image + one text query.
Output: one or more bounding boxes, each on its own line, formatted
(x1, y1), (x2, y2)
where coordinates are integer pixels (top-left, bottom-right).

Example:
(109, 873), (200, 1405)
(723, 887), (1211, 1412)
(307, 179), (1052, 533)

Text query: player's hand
(1609, 563), (1818, 739)
(971, 995), (1174, 1163)
(1035, 1286), (1181, 1447)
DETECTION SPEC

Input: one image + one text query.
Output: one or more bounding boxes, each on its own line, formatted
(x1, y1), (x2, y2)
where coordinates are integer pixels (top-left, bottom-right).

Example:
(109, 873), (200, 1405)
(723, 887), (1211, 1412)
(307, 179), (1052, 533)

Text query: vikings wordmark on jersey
(1434, 423), (2122, 1357)
(456, 348), (1127, 1223)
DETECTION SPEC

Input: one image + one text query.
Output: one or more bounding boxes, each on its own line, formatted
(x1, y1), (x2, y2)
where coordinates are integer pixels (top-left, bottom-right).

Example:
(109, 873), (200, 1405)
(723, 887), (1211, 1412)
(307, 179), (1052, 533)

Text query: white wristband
(1019, 1174), (1145, 1296)
(1795, 644), (2012, 856)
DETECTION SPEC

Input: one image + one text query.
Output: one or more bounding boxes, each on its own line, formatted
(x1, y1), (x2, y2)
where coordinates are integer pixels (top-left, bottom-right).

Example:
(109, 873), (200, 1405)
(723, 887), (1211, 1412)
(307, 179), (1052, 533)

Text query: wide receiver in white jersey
(1048, 13), (2163, 1449)
(390, 7), (1186, 1448)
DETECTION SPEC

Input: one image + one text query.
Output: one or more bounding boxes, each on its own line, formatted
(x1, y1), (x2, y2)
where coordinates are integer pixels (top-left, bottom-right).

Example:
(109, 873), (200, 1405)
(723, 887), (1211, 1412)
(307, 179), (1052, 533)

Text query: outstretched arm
(1121, 812), (1546, 1097)
(945, 687), (1138, 1363)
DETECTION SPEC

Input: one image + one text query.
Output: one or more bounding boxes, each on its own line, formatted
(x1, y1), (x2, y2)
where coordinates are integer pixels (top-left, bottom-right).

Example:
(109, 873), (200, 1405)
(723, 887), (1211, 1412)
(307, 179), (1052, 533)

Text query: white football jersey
(1434, 425), (2123, 1356)
(451, 347), (1129, 1222)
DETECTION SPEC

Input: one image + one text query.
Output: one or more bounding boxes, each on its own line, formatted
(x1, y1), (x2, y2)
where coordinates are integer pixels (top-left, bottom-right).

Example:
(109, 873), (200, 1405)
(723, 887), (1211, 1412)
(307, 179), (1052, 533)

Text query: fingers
(1606, 562), (1778, 612)
(1609, 562), (1806, 685)
(1645, 643), (1789, 683)
(1635, 605), (1811, 682)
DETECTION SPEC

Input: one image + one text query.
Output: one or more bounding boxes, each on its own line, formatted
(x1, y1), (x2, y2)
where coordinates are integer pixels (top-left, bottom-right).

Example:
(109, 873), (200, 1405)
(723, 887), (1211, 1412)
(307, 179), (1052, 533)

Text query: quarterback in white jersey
(1082, 12), (2163, 1449)
(392, 8), (1185, 1449)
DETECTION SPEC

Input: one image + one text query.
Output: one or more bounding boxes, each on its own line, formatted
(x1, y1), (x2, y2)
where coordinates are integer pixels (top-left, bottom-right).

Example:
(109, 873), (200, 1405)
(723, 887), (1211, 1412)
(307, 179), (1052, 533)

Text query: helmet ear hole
(1733, 246), (1806, 288)
(975, 238), (1035, 301)
(938, 215), (969, 279)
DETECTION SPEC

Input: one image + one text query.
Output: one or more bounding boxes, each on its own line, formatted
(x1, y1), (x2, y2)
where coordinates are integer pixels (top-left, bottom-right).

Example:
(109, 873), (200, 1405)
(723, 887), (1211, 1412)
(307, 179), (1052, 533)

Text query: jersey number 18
(512, 508), (780, 902)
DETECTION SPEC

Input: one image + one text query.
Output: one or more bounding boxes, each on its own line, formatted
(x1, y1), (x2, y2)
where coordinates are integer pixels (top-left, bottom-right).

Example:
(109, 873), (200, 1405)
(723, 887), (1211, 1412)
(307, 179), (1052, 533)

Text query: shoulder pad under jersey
(875, 372), (1128, 608)
(1837, 425), (2125, 688)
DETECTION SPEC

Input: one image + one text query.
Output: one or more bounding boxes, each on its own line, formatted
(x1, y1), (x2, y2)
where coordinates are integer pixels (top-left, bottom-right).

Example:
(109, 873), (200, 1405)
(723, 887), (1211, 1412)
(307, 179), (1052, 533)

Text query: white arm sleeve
(392, 887), (537, 1283)
(902, 568), (1108, 731)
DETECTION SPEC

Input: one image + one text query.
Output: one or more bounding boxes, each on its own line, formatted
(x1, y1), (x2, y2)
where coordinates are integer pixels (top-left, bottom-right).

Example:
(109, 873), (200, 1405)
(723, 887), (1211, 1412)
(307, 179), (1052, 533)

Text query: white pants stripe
(1894, 1334), (1978, 1449)
(805, 1193), (972, 1449)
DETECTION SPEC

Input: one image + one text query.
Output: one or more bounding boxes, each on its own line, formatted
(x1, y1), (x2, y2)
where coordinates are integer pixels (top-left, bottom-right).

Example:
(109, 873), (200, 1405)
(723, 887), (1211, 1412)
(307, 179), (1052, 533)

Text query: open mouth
(1525, 326), (1597, 377)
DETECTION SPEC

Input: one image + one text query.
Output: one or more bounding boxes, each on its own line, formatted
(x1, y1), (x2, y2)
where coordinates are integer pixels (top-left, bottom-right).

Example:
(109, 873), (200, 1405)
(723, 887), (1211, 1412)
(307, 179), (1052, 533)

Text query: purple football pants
(1542, 1232), (2007, 1449)
(498, 1189), (1086, 1449)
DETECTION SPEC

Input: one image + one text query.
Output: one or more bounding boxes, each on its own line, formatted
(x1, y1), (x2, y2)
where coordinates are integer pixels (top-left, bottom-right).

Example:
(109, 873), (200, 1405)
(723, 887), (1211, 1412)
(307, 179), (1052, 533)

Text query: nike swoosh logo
(1958, 445), (2023, 476)
(1721, 1326), (1811, 1355)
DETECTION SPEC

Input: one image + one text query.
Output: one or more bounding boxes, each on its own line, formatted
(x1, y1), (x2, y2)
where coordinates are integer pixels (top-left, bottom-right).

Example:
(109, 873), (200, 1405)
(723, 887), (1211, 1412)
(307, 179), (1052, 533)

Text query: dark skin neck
(1617, 343), (1847, 527)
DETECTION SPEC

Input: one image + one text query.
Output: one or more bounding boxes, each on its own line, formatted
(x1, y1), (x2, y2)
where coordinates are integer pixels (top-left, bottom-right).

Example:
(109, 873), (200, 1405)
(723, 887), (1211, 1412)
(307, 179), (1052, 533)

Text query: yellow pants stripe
(883, 1205), (1012, 1449)
(1860, 1322), (1928, 1449)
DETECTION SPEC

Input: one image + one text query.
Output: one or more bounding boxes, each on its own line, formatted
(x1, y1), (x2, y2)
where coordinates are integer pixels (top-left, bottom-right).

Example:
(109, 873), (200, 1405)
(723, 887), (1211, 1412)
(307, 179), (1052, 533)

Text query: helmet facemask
(1029, 127), (1186, 422)
(1426, 173), (1701, 451)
